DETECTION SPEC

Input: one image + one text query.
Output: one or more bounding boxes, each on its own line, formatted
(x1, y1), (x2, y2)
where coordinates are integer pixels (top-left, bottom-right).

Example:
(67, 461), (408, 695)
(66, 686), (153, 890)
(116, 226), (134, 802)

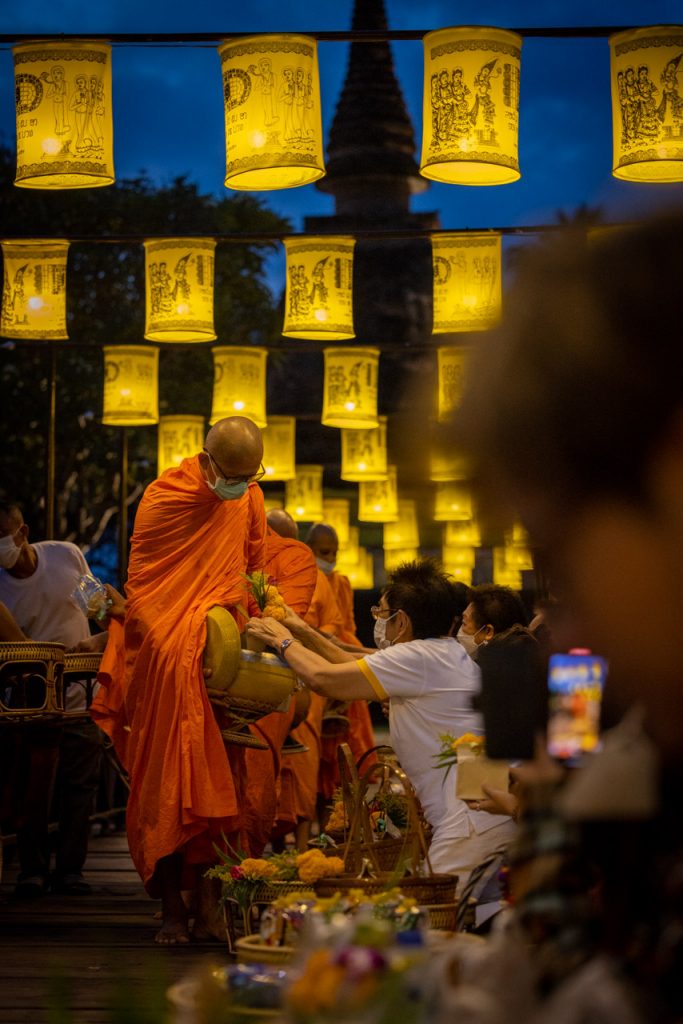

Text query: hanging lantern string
(0, 26), (645, 46)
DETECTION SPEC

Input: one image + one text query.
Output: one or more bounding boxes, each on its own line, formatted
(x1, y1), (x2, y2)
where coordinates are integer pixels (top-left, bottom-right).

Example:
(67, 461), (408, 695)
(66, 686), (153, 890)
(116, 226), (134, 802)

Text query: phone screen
(547, 650), (607, 762)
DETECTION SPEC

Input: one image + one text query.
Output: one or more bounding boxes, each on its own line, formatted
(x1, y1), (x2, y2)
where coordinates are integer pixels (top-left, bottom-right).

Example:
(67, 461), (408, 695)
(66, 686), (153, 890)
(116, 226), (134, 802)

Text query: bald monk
(239, 510), (317, 855)
(91, 416), (267, 944)
(306, 523), (376, 799)
(265, 510), (324, 851)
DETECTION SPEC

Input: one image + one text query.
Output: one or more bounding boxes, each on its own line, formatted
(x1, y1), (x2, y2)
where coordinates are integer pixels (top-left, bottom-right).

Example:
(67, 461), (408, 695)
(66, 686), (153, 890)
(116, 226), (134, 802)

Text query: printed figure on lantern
(293, 66), (312, 141)
(70, 74), (90, 153)
(149, 262), (174, 315)
(636, 65), (660, 138)
(309, 256), (329, 308)
(657, 53), (683, 127)
(40, 65), (70, 135)
(279, 66), (296, 141)
(5, 265), (29, 325)
(90, 75), (105, 149)
(327, 365), (350, 409)
(469, 58), (501, 136)
(247, 57), (279, 127)
(171, 254), (192, 307)
(289, 264), (311, 317)
(452, 67), (472, 134)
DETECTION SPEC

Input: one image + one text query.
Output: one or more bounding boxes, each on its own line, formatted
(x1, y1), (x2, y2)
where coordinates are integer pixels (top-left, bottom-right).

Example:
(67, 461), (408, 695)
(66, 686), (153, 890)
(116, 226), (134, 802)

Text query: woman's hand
(282, 605), (309, 637)
(104, 583), (127, 622)
(246, 615), (293, 651)
(69, 632), (109, 654)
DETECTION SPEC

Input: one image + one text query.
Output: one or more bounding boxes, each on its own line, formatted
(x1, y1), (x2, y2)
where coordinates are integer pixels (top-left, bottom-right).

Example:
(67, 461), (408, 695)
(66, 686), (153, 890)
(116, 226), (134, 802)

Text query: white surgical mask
(457, 625), (485, 659)
(0, 531), (22, 570)
(374, 610), (399, 650)
(316, 557), (336, 575)
(207, 476), (248, 501)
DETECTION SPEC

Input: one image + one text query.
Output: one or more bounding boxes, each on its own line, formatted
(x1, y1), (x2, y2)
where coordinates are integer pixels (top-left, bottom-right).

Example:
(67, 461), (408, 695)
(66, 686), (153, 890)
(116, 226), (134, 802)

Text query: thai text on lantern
(610, 26), (683, 182)
(211, 347), (267, 427)
(322, 498), (351, 546)
(218, 34), (325, 191)
(286, 465), (324, 522)
(322, 347), (379, 428)
(144, 239), (216, 342)
(437, 347), (470, 423)
(341, 417), (388, 481)
(1, 240), (69, 339)
(358, 466), (399, 523)
(102, 345), (159, 426)
(432, 233), (502, 333)
(262, 416), (296, 481)
(434, 482), (474, 521)
(383, 501), (420, 550)
(283, 237), (355, 339)
(420, 26), (522, 185)
(157, 416), (204, 476)
(13, 40), (114, 189)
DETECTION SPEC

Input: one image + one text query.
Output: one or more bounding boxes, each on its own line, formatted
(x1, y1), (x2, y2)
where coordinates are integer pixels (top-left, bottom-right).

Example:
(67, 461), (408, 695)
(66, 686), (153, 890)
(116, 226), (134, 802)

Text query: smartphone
(547, 649), (607, 763)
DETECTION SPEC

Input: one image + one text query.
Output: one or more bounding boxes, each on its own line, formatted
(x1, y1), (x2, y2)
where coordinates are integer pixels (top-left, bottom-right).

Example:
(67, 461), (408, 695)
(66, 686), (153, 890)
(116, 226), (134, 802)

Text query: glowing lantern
(286, 465), (324, 522)
(211, 347), (267, 427)
(341, 417), (388, 482)
(102, 345), (159, 426)
(445, 521), (481, 547)
(383, 501), (419, 550)
(421, 26), (522, 186)
(429, 448), (471, 482)
(144, 239), (216, 342)
(442, 545), (476, 568)
(336, 527), (361, 569)
(359, 466), (399, 523)
(493, 547), (522, 589)
(432, 233), (502, 333)
(504, 523), (534, 570)
(322, 498), (351, 545)
(384, 548), (419, 573)
(322, 347), (379, 428)
(261, 416), (296, 481)
(434, 482), (474, 522)
(157, 415), (204, 475)
(218, 34), (325, 191)
(610, 26), (683, 182)
(437, 347), (470, 423)
(442, 563), (473, 586)
(1, 240), (68, 339)
(264, 496), (285, 512)
(13, 40), (114, 189)
(283, 237), (355, 339)
(344, 549), (374, 590)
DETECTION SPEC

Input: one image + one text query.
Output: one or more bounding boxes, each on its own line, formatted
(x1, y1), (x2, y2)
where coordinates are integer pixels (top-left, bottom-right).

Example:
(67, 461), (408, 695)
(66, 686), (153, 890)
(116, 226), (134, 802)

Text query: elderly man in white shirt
(247, 558), (515, 892)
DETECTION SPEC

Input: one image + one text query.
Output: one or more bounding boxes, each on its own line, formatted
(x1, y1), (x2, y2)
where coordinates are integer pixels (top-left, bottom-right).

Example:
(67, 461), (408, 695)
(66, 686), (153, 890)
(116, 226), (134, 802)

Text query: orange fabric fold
(90, 618), (130, 766)
(94, 456), (266, 894)
(241, 530), (318, 853)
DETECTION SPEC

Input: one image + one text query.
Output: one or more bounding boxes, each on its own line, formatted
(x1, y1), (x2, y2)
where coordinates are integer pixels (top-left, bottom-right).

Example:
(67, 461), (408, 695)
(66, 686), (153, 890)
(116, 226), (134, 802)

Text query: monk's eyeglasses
(203, 448), (266, 485)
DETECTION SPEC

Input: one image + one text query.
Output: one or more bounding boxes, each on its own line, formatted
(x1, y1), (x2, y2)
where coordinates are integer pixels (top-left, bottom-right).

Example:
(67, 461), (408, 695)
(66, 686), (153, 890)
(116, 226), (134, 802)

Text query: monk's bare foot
(192, 873), (227, 941)
(155, 916), (191, 945)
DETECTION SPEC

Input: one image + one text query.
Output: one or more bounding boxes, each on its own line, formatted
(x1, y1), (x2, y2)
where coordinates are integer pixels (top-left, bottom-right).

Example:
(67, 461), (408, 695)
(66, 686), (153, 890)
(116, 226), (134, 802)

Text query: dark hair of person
(0, 501), (22, 522)
(446, 578), (469, 634)
(383, 558), (456, 640)
(466, 583), (528, 634)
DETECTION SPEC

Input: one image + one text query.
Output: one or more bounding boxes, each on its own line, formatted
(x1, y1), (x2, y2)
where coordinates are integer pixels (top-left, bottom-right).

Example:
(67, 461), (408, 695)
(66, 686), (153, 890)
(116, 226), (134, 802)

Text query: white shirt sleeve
(359, 643), (427, 699)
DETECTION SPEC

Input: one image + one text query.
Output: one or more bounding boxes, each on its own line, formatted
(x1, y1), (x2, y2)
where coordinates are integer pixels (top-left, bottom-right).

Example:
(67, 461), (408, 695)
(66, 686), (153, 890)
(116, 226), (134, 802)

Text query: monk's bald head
(267, 509), (299, 540)
(306, 523), (338, 564)
(203, 417), (263, 480)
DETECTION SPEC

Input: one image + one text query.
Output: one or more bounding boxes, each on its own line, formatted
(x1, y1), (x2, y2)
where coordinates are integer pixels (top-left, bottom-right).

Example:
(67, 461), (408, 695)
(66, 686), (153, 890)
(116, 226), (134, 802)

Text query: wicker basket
(423, 902), (459, 932)
(0, 641), (65, 722)
(314, 872), (458, 905)
(235, 935), (296, 965)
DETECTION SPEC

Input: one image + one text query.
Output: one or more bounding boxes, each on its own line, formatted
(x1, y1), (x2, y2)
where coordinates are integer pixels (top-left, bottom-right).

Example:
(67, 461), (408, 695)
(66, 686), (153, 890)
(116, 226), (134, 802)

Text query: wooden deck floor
(0, 832), (229, 1024)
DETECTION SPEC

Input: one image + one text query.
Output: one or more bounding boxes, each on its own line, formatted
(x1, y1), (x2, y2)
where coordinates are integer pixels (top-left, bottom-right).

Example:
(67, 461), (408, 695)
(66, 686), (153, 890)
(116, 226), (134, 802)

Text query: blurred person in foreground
(438, 211), (683, 1024)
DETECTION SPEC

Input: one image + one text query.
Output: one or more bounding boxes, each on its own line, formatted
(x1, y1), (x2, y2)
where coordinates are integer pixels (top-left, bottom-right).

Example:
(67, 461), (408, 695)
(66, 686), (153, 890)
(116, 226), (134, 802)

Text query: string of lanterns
(10, 27), (683, 190)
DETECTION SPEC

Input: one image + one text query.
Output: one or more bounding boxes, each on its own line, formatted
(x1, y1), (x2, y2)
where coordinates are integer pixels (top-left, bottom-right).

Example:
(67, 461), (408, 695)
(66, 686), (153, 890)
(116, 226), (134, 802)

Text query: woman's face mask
(456, 625), (486, 658)
(374, 610), (399, 650)
(0, 530), (23, 570)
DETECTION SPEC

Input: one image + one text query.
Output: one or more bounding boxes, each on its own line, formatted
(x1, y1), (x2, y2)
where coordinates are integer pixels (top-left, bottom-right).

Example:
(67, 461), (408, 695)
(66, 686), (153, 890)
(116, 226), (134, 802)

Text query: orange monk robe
(239, 530), (318, 854)
(91, 456), (266, 895)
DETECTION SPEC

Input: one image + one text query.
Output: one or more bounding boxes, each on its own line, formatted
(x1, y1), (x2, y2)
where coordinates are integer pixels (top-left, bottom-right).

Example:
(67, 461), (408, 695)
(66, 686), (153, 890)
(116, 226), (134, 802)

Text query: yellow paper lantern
(442, 563), (473, 586)
(282, 237), (355, 339)
(437, 347), (470, 423)
(383, 501), (420, 550)
(336, 526), (361, 569)
(493, 547), (522, 589)
(432, 233), (502, 333)
(610, 26), (683, 182)
(434, 482), (474, 522)
(341, 417), (388, 482)
(218, 34), (325, 190)
(13, 40), (114, 189)
(144, 239), (216, 342)
(384, 547), (419, 573)
(421, 27), (522, 185)
(211, 347), (267, 427)
(285, 465), (324, 522)
(344, 549), (374, 590)
(322, 498), (351, 546)
(445, 521), (482, 547)
(1, 240), (68, 339)
(322, 347), (379, 428)
(441, 545), (476, 568)
(262, 416), (296, 481)
(264, 496), (285, 512)
(157, 415), (204, 475)
(358, 466), (399, 523)
(102, 345), (159, 426)
(503, 524), (534, 571)
(429, 448), (471, 482)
